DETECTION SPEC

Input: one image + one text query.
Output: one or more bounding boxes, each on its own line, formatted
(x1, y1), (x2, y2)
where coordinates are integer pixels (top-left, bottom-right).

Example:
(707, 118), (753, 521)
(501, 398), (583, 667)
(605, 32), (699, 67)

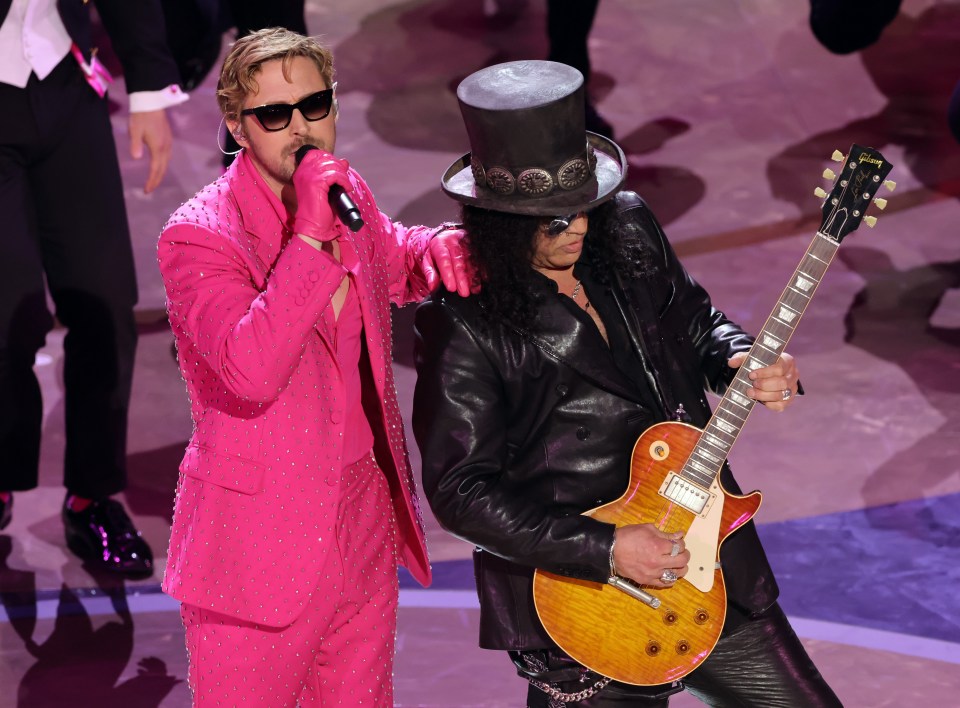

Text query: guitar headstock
(814, 144), (894, 242)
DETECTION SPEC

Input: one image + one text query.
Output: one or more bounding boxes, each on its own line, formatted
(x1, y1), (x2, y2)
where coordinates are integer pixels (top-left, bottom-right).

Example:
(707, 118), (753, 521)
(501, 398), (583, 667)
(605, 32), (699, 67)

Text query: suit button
(326, 477), (337, 486)
(308, 271), (320, 282)
(555, 384), (569, 397)
(330, 409), (342, 423)
(577, 427), (590, 440)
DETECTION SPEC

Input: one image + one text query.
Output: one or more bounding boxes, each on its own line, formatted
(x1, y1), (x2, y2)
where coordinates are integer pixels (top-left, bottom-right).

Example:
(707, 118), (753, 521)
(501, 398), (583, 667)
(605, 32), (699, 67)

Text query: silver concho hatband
(517, 168), (553, 196)
(558, 157), (589, 190)
(470, 156), (486, 187)
(485, 167), (516, 195)
(475, 141), (596, 198)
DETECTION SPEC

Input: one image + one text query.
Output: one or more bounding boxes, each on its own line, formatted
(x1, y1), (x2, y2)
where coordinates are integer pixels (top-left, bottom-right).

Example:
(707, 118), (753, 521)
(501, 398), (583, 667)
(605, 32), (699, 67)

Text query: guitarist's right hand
(612, 524), (689, 587)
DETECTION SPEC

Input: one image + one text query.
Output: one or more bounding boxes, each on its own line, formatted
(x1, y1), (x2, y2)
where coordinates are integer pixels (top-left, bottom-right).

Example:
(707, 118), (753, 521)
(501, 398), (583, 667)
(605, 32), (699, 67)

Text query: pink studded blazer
(158, 152), (432, 626)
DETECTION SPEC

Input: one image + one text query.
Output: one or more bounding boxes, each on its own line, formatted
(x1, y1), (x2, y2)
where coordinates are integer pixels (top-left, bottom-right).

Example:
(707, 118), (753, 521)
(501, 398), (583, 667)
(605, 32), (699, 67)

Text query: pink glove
(291, 148), (353, 242)
(422, 225), (481, 297)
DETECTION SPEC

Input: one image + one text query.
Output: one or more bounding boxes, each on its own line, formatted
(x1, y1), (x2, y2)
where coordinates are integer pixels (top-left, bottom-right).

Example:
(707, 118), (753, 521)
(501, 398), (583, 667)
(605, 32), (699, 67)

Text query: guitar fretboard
(679, 232), (840, 489)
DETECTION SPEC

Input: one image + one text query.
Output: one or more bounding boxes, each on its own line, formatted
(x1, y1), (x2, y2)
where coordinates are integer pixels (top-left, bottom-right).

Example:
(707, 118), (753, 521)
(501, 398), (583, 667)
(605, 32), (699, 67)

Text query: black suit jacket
(413, 192), (779, 650)
(0, 0), (179, 92)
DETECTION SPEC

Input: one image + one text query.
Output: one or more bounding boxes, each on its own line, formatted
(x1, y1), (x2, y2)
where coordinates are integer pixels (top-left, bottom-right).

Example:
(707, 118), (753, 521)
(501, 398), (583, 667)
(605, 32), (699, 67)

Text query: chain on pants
(520, 603), (841, 707)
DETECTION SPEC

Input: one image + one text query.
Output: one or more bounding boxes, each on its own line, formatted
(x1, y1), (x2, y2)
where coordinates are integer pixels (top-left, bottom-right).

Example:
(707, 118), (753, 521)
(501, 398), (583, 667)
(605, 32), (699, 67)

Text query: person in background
(0, 0), (187, 577)
(547, 0), (614, 139)
(807, 0), (901, 54)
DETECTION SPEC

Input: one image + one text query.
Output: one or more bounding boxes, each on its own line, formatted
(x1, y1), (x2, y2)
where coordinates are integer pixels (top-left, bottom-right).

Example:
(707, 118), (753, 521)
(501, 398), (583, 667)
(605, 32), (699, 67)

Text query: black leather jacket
(412, 192), (779, 650)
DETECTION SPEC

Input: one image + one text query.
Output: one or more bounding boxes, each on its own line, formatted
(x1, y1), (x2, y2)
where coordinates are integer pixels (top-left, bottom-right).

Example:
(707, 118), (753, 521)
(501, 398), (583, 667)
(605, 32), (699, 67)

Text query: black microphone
(294, 144), (364, 232)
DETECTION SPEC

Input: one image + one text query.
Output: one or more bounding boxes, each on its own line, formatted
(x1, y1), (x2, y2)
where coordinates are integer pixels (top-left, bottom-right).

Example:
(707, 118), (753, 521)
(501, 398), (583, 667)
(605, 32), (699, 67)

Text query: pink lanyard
(70, 43), (113, 98)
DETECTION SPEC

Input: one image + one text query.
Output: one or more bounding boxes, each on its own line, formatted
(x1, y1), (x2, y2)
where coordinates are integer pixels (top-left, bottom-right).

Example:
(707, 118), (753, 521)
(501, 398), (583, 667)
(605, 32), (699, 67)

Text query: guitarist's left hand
(728, 351), (799, 413)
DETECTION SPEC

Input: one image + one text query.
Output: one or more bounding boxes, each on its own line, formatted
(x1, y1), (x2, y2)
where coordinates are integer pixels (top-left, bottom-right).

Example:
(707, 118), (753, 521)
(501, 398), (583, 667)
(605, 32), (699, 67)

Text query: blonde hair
(217, 28), (335, 121)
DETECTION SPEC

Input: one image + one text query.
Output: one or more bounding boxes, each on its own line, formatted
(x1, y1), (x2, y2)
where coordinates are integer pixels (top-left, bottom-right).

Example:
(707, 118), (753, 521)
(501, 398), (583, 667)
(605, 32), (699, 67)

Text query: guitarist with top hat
(413, 59), (842, 707)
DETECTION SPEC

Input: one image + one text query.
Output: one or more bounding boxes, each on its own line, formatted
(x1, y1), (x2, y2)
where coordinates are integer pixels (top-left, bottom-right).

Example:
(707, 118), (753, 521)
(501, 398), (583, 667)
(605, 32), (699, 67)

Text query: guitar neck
(678, 231), (841, 489)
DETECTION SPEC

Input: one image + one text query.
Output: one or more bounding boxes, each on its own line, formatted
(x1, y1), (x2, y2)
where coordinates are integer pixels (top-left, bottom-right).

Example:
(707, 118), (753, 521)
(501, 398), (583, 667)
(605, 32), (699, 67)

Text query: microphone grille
(294, 144), (317, 165)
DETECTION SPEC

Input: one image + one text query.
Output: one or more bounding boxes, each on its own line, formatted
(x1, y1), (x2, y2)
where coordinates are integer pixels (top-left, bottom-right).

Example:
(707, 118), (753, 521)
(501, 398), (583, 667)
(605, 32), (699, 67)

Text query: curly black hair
(462, 194), (655, 330)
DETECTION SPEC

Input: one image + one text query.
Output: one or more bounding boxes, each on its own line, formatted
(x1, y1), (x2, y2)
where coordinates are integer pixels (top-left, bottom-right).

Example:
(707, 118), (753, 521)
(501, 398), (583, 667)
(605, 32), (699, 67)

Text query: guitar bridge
(658, 473), (714, 515)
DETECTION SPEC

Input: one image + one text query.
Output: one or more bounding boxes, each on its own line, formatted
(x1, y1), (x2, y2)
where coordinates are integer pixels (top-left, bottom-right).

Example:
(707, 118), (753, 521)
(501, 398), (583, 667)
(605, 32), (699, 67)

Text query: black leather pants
(519, 603), (842, 707)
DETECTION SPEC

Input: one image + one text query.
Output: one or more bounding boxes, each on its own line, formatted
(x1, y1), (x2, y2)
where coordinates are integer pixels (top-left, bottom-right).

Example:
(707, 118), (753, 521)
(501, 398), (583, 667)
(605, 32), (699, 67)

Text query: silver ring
(781, 388), (792, 401)
(670, 540), (681, 557)
(660, 570), (677, 584)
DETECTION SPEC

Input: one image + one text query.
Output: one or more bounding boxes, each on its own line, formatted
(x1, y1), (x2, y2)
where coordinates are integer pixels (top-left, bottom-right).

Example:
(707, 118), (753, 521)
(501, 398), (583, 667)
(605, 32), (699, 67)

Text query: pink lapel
(224, 152), (290, 289)
(227, 152), (351, 355)
(346, 182), (393, 399)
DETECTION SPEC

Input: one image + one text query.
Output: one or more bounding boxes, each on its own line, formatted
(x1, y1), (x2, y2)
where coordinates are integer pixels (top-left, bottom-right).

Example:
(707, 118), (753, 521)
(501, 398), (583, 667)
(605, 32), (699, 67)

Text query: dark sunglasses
(239, 84), (336, 132)
(546, 212), (580, 237)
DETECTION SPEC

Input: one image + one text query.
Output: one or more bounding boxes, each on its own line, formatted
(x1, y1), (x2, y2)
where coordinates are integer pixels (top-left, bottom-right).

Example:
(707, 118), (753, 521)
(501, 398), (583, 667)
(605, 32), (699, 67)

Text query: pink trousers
(181, 453), (399, 706)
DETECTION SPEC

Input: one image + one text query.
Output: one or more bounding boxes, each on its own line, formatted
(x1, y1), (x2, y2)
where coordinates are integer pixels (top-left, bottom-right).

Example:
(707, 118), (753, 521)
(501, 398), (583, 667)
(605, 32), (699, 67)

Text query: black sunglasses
(239, 85), (336, 132)
(546, 213), (580, 237)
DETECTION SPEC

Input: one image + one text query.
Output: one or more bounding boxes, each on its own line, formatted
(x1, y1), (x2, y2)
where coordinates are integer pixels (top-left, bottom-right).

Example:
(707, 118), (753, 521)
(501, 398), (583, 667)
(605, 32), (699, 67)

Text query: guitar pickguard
(681, 479), (723, 592)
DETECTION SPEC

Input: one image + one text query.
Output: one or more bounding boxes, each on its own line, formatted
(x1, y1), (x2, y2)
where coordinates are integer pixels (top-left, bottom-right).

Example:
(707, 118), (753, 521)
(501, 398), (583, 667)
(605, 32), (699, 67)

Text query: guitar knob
(883, 180), (897, 192)
(873, 197), (888, 210)
(822, 168), (836, 180)
(831, 150), (845, 162)
(864, 216), (878, 228)
(649, 441), (670, 461)
(814, 187), (828, 199)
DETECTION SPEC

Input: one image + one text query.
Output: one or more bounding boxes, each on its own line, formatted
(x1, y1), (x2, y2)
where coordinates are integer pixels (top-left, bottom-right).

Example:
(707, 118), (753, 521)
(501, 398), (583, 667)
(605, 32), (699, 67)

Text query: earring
(216, 115), (243, 156)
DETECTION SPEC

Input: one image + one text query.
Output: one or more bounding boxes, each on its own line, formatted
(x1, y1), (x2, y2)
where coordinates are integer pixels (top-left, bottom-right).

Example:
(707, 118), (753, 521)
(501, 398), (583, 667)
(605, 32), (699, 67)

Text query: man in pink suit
(158, 28), (473, 706)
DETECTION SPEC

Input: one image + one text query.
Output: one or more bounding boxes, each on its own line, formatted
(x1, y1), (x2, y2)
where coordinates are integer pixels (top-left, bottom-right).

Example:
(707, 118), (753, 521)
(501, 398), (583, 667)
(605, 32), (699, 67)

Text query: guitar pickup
(658, 473), (714, 516)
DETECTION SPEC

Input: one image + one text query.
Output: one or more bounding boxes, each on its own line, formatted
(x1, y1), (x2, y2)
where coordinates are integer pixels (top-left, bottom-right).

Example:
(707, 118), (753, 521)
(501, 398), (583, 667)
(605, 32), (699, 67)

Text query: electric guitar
(532, 144), (895, 686)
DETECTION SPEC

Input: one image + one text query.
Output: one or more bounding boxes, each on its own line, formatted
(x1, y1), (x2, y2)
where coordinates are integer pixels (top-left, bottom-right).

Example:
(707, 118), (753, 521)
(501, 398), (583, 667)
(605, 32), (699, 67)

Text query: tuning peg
(864, 216), (878, 228)
(831, 150), (845, 162)
(883, 180), (897, 192)
(822, 168), (837, 180)
(814, 187), (828, 199)
(873, 197), (888, 210)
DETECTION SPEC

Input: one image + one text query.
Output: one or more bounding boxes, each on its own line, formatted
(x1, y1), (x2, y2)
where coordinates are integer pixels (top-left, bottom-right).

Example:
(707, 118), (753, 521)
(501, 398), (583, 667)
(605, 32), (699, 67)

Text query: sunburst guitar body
(532, 421), (760, 685)
(532, 144), (895, 686)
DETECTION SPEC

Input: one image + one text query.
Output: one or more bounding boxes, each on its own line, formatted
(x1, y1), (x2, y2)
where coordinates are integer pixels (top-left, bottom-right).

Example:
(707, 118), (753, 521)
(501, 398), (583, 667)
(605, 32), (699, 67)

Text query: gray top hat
(441, 60), (627, 216)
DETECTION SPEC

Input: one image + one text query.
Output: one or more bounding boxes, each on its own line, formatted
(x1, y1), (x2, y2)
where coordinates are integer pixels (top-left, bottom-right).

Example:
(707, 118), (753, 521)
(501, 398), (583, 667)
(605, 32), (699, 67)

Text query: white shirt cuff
(128, 85), (189, 113)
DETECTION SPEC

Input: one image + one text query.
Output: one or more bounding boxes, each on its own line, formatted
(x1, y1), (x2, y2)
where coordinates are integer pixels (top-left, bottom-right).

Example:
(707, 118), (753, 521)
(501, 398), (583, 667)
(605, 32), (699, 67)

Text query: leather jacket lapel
(610, 272), (672, 417)
(517, 296), (644, 404)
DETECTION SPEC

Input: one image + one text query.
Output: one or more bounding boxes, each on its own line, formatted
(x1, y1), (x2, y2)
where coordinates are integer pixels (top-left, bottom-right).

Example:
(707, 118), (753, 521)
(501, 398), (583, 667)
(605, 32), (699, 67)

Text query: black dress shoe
(0, 494), (11, 530)
(62, 498), (154, 578)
